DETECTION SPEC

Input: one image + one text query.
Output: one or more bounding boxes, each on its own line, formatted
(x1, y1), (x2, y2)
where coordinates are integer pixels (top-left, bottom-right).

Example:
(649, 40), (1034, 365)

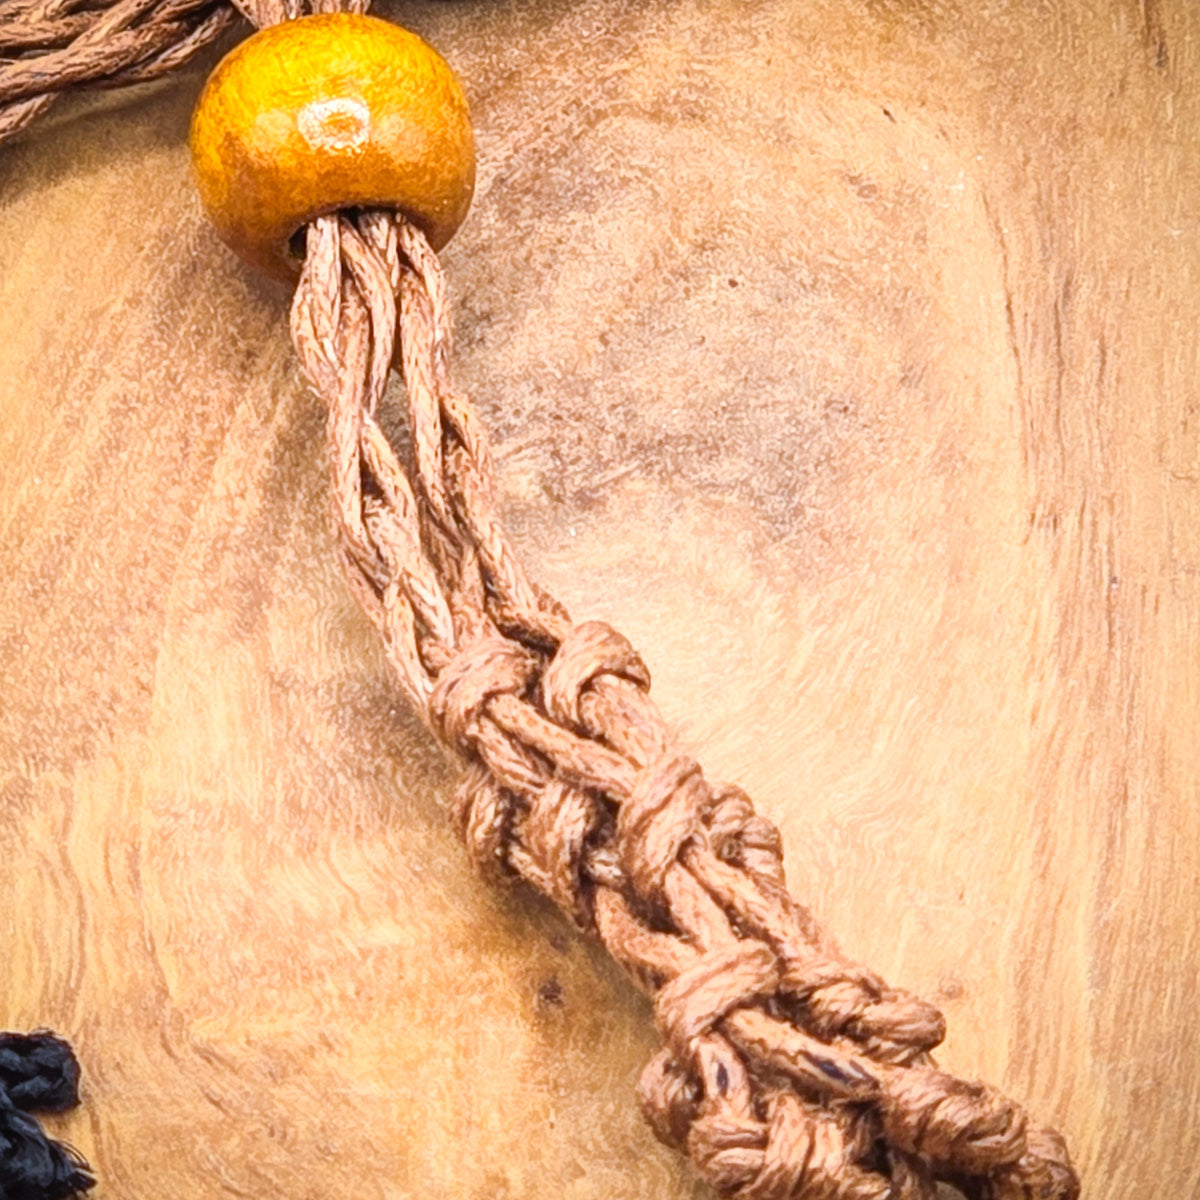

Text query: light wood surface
(2, 1), (1197, 1197)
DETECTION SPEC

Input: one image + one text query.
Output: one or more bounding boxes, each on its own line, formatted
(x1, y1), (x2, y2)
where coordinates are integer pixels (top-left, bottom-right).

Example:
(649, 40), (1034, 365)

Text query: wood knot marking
(537, 977), (565, 1009)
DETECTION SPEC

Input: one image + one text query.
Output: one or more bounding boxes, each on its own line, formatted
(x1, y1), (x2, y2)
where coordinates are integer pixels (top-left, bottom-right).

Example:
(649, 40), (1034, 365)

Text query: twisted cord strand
(0, 0), (375, 147)
(289, 208), (1081, 1200)
(0, 0), (237, 144)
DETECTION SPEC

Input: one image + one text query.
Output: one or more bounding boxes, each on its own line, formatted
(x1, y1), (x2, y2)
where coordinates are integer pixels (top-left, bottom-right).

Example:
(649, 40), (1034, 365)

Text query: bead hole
(287, 227), (308, 265)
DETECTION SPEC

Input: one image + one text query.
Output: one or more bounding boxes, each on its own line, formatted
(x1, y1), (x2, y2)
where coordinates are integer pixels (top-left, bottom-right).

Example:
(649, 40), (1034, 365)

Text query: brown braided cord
(0, 0), (381, 146)
(0, 0), (233, 144)
(289, 208), (1081, 1200)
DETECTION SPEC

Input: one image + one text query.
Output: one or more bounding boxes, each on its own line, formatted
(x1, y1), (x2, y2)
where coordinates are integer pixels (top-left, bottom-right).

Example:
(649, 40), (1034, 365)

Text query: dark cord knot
(0, 1032), (94, 1200)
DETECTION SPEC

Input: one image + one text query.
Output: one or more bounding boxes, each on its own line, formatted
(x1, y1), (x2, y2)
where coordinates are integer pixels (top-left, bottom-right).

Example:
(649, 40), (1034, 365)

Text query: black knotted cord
(0, 1033), (94, 1200)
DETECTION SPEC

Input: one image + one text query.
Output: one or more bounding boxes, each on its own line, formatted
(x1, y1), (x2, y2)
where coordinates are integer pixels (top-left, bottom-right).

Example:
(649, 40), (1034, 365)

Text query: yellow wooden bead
(189, 13), (475, 281)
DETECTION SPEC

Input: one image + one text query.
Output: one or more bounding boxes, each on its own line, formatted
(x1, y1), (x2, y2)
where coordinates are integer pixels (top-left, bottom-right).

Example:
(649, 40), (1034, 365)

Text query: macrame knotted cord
(0, 1033), (94, 1200)
(0, 2), (1080, 1198)
(289, 202), (1079, 1200)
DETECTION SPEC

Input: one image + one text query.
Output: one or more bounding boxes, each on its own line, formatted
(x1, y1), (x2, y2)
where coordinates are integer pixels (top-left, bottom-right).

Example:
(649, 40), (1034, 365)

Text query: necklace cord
(0, 0), (237, 145)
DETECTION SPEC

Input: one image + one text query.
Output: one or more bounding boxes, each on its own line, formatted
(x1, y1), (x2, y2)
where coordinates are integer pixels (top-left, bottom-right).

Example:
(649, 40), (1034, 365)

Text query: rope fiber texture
(0, 0), (373, 146)
(289, 207), (1081, 1200)
(0, 0), (235, 145)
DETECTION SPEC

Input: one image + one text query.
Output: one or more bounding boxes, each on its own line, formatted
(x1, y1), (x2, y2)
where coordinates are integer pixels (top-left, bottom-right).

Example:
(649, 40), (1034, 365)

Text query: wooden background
(1, 0), (1197, 1196)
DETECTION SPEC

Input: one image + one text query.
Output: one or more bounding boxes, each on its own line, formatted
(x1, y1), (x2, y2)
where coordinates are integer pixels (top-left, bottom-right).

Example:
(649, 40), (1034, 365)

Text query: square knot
(879, 1066), (1027, 1174)
(653, 941), (781, 1057)
(429, 635), (540, 755)
(516, 780), (610, 927)
(0, 1034), (80, 1113)
(636, 1049), (701, 1150)
(684, 1091), (893, 1200)
(704, 784), (786, 883)
(541, 620), (651, 731)
(779, 957), (946, 1060)
(451, 765), (516, 882)
(617, 753), (712, 901)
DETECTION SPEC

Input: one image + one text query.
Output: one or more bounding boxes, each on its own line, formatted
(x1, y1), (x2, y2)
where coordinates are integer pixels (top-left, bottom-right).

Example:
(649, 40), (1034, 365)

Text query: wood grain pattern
(1, 1), (1197, 1197)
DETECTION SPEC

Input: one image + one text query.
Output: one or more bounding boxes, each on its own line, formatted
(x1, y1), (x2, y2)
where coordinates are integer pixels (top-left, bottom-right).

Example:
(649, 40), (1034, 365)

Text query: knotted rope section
(0, 1032), (94, 1200)
(289, 208), (1080, 1200)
